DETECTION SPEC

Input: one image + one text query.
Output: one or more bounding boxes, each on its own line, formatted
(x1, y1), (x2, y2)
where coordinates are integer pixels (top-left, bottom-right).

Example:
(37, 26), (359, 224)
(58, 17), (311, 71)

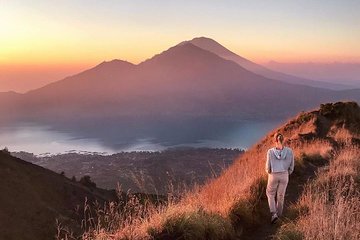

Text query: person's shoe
(271, 213), (279, 224)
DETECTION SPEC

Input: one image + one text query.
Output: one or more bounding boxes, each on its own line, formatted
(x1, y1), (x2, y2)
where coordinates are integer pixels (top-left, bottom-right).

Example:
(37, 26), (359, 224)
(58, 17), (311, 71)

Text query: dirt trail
(241, 157), (328, 240)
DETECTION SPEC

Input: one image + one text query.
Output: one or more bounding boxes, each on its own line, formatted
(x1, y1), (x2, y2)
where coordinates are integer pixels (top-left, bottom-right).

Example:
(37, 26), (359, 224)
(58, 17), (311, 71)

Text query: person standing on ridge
(265, 132), (294, 224)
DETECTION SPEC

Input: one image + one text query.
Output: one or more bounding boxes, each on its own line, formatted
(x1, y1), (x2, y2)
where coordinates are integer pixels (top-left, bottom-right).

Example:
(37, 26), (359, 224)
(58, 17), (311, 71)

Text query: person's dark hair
(274, 133), (284, 143)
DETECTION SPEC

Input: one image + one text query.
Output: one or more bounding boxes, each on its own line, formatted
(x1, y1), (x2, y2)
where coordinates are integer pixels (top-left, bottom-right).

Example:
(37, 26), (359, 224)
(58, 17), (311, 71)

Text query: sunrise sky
(1, 0), (360, 92)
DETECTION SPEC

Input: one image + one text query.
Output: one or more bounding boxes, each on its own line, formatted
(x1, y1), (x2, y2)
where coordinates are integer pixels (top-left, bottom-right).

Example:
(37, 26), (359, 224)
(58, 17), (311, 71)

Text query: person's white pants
(266, 171), (289, 216)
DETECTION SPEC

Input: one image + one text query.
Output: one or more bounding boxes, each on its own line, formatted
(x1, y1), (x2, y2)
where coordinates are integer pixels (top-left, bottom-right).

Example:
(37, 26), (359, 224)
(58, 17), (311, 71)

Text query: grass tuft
(274, 222), (303, 240)
(148, 209), (236, 240)
(229, 176), (268, 232)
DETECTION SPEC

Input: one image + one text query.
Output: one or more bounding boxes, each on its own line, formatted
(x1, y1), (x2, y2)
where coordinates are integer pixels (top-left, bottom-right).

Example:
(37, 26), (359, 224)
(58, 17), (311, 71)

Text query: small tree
(2, 147), (9, 154)
(79, 175), (96, 189)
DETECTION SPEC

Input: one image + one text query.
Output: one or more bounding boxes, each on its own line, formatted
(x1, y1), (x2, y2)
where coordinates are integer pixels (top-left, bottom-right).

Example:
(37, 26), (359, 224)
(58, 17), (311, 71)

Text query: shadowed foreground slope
(0, 151), (116, 240)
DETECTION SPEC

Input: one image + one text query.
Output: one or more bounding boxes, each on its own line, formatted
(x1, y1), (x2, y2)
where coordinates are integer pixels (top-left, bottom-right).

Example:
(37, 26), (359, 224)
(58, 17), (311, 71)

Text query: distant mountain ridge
(0, 38), (359, 124)
(265, 61), (360, 88)
(187, 37), (354, 90)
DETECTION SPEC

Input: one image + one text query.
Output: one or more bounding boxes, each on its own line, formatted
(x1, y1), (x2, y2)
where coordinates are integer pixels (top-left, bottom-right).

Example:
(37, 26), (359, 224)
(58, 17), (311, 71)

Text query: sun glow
(1, 1), (359, 92)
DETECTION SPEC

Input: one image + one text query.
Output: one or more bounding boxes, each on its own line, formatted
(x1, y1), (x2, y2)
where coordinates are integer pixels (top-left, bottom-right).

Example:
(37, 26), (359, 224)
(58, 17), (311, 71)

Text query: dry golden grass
(276, 145), (360, 240)
(330, 127), (354, 144)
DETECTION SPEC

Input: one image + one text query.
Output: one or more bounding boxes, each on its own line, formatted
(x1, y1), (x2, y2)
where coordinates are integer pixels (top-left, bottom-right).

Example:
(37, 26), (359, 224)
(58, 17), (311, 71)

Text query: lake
(0, 118), (283, 155)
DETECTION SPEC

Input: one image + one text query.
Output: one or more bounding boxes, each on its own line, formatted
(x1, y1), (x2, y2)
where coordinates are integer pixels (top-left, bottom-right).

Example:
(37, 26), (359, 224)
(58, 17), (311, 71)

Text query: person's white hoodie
(265, 147), (294, 174)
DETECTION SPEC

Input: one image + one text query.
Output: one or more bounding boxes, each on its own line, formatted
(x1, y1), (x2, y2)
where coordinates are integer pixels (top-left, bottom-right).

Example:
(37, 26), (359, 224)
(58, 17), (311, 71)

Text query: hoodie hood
(271, 147), (288, 160)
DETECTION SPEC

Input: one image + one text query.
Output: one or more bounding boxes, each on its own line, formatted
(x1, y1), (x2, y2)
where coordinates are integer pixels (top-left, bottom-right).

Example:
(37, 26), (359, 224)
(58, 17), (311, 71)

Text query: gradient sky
(1, 0), (360, 92)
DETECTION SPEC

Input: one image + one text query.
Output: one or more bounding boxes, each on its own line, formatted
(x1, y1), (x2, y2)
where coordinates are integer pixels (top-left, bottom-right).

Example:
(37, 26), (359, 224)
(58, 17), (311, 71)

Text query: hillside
(0, 150), (116, 240)
(79, 101), (360, 239)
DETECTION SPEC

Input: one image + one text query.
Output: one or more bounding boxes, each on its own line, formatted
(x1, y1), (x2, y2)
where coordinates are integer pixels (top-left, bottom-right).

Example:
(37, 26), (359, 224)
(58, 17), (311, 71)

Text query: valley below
(13, 148), (243, 194)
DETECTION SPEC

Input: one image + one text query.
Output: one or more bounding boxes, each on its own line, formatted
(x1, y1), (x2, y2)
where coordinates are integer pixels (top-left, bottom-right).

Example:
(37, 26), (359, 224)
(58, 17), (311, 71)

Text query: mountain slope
(188, 37), (353, 90)
(0, 91), (23, 121)
(265, 61), (360, 88)
(0, 150), (115, 240)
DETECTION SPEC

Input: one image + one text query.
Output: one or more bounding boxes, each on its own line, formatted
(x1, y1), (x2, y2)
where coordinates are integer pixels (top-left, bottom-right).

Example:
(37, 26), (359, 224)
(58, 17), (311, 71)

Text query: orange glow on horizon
(1, 40), (360, 93)
(2, 44), (360, 68)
